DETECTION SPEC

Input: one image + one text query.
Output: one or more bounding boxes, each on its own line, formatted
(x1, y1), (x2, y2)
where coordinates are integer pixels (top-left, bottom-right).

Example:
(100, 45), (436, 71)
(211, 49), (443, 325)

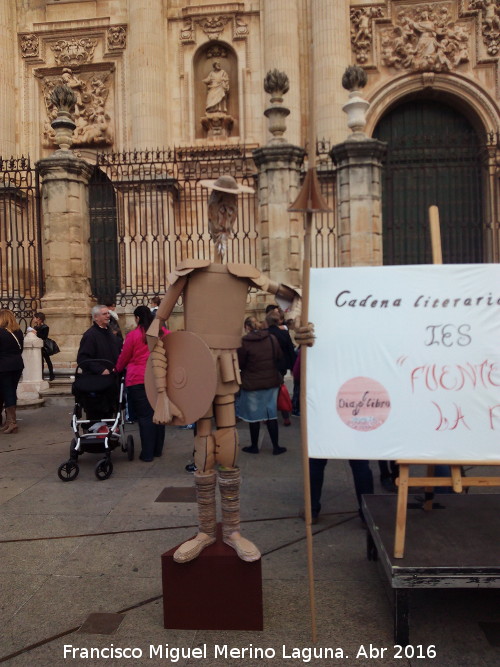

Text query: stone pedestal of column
(331, 138), (387, 267)
(18, 330), (47, 407)
(252, 144), (305, 292)
(37, 151), (95, 365)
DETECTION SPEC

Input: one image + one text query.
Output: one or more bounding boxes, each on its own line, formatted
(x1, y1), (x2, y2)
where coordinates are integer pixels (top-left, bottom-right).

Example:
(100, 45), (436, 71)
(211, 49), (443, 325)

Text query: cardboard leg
(162, 524), (263, 630)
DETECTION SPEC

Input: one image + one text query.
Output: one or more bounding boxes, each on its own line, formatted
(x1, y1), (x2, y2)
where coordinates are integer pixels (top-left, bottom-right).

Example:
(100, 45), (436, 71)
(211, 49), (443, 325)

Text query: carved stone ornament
(197, 15), (232, 40)
(380, 3), (470, 72)
(51, 37), (98, 66)
(19, 33), (40, 59)
(107, 26), (127, 52)
(468, 0), (500, 56)
(180, 17), (195, 44)
(39, 67), (113, 148)
(350, 6), (385, 64)
(233, 14), (249, 40)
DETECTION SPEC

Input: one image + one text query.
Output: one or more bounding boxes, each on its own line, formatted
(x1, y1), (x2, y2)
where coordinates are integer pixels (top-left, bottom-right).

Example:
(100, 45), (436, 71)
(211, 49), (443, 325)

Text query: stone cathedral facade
(0, 1), (500, 361)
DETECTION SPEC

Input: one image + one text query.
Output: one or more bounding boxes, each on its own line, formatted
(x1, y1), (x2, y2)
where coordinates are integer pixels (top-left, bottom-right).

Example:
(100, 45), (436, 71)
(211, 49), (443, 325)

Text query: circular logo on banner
(336, 377), (391, 431)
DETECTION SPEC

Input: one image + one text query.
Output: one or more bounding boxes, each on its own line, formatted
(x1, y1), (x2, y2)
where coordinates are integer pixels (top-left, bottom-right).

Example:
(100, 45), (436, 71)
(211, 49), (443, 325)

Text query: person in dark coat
(32, 312), (55, 381)
(77, 304), (122, 375)
(0, 309), (24, 434)
(236, 322), (286, 455)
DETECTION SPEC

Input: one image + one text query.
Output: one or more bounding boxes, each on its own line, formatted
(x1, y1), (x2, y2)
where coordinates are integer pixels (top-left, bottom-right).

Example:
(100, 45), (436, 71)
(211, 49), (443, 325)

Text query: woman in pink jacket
(116, 305), (168, 461)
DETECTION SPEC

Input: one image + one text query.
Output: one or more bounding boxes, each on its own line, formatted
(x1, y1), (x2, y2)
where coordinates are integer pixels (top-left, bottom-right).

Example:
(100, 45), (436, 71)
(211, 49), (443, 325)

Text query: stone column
(128, 0), (168, 149)
(261, 0), (301, 145)
(253, 71), (305, 290)
(0, 3), (16, 155)
(330, 67), (387, 267)
(331, 140), (386, 267)
(312, 0), (351, 145)
(17, 330), (46, 407)
(37, 153), (94, 364)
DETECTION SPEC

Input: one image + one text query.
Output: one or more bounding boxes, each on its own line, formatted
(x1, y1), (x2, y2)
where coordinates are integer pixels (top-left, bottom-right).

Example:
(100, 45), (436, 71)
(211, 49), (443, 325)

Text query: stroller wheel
(58, 460), (79, 482)
(126, 435), (135, 461)
(95, 458), (113, 480)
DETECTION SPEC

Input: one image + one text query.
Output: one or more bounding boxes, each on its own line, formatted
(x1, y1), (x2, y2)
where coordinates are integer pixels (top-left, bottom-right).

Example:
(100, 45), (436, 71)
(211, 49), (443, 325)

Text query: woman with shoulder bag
(236, 316), (287, 455)
(0, 309), (24, 434)
(31, 312), (55, 381)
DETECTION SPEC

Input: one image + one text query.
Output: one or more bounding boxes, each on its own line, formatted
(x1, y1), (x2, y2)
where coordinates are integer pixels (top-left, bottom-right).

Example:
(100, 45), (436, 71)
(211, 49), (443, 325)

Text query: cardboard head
(199, 174), (254, 195)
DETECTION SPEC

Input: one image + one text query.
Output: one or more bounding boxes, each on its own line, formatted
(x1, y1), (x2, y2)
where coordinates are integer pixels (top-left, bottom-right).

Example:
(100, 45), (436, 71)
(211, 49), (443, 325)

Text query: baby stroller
(57, 359), (134, 481)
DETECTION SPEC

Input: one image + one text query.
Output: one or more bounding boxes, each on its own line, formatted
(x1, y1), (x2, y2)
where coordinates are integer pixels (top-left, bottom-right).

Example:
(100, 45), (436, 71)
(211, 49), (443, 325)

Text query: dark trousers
(309, 458), (374, 518)
(41, 348), (54, 379)
(127, 384), (165, 461)
(0, 370), (23, 407)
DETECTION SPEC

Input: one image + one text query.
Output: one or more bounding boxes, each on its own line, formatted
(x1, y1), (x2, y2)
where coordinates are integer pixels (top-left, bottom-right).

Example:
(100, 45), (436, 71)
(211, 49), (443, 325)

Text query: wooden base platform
(162, 524), (263, 631)
(362, 493), (500, 646)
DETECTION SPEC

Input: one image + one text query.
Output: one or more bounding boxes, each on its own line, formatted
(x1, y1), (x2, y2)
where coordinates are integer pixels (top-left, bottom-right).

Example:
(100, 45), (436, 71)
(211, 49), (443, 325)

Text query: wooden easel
(393, 207), (500, 558)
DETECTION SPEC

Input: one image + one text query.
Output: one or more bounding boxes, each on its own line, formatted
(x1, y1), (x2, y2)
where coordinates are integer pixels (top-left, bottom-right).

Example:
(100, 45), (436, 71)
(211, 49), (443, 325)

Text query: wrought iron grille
(381, 131), (486, 265)
(313, 139), (337, 268)
(93, 146), (258, 306)
(0, 156), (42, 329)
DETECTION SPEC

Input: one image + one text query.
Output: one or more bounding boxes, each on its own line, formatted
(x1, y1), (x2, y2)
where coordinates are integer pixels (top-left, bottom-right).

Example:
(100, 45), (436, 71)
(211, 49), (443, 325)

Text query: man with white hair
(77, 304), (122, 375)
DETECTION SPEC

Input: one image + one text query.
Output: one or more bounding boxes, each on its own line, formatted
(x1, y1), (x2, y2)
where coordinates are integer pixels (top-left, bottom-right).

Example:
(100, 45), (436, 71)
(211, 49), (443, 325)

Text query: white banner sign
(307, 264), (500, 462)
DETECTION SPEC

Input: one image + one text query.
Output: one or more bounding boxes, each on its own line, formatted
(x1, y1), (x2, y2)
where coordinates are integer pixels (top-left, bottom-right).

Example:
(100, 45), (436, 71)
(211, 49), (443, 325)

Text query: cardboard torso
(183, 263), (249, 350)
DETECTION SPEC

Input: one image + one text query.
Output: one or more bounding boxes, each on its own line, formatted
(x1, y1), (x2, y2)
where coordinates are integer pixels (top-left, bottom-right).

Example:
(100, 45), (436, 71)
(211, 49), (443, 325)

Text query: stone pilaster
(330, 139), (387, 267)
(128, 0), (167, 149)
(261, 0), (301, 145)
(312, 0), (351, 145)
(252, 144), (306, 289)
(0, 2), (16, 155)
(37, 152), (94, 364)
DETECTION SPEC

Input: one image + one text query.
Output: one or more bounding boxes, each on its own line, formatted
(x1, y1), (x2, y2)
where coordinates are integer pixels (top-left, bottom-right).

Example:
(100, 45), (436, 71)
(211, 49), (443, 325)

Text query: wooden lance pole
(288, 3), (331, 640)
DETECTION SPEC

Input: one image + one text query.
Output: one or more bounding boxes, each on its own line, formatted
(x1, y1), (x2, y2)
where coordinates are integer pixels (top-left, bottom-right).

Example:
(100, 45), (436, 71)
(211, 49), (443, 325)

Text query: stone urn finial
(264, 69), (290, 104)
(341, 65), (370, 138)
(50, 84), (77, 151)
(263, 69), (290, 145)
(341, 65), (367, 93)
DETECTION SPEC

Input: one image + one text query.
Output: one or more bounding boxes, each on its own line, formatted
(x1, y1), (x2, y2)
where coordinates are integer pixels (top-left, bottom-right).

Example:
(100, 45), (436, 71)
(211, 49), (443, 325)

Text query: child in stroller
(57, 359), (134, 481)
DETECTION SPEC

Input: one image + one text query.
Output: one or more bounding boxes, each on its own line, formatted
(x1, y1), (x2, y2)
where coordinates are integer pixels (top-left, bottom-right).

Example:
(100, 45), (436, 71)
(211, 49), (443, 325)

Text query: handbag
(277, 383), (292, 412)
(44, 338), (60, 356)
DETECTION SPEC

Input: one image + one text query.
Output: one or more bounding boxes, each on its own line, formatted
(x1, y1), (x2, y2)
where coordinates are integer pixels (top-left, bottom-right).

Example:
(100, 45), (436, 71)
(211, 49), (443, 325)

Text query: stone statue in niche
(203, 61), (229, 113)
(200, 60), (234, 139)
(380, 5), (469, 72)
(40, 67), (113, 147)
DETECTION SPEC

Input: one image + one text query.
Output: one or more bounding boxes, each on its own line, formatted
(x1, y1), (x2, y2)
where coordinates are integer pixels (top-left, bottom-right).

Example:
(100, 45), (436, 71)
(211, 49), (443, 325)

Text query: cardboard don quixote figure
(145, 175), (311, 564)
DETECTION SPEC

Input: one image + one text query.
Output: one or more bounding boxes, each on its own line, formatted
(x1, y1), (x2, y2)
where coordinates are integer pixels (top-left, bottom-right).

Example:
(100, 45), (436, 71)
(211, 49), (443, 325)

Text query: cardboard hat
(199, 174), (254, 194)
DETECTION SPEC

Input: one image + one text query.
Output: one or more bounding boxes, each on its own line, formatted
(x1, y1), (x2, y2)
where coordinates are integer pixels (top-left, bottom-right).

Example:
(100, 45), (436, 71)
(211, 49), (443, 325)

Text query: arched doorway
(373, 99), (485, 265)
(89, 167), (120, 303)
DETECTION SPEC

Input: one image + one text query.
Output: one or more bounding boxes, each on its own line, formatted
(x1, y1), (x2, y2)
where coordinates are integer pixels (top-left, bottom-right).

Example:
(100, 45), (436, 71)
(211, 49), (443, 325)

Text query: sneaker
(185, 462), (197, 473)
(179, 423), (195, 430)
(283, 418), (291, 426)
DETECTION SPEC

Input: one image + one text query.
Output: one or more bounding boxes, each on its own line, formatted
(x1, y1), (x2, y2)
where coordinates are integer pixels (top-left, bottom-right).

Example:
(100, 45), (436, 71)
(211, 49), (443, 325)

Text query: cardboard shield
(145, 331), (217, 426)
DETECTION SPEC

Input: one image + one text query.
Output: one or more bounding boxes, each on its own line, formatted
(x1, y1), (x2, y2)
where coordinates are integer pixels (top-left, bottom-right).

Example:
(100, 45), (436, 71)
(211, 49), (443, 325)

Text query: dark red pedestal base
(162, 524), (263, 630)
